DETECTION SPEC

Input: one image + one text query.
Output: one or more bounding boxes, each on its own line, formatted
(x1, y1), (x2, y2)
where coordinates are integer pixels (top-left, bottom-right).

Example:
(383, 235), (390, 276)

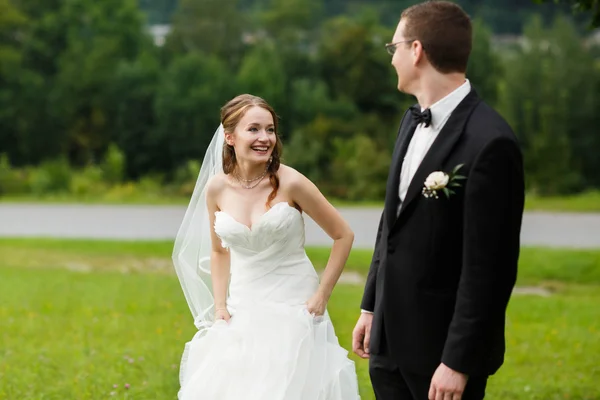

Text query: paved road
(1, 204), (599, 249)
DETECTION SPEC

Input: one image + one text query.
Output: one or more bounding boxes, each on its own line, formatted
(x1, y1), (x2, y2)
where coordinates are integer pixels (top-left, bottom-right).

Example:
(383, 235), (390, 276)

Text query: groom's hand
(428, 363), (468, 400)
(352, 312), (373, 359)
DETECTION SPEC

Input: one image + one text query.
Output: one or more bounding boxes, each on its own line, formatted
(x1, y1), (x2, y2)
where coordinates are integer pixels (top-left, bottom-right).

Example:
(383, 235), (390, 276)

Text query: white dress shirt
(396, 79), (471, 215)
(361, 79), (471, 315)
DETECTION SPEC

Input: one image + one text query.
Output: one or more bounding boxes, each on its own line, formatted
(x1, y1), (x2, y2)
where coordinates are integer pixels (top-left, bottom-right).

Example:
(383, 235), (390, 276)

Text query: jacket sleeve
(360, 211), (385, 312)
(441, 137), (525, 375)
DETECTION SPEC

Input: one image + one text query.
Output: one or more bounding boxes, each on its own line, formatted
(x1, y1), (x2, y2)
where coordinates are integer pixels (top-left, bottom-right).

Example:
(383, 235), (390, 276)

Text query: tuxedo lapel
(385, 109), (417, 229)
(394, 89), (481, 226)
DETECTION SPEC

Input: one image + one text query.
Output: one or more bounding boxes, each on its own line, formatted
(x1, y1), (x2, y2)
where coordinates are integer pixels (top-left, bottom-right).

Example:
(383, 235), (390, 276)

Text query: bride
(172, 94), (361, 399)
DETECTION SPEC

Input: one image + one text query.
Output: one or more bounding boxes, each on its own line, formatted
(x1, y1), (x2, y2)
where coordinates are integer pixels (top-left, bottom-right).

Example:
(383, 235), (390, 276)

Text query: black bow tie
(410, 105), (432, 128)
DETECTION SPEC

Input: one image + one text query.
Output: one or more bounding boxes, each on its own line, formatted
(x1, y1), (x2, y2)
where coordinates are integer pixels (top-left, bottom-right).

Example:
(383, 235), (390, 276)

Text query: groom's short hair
(401, 1), (472, 74)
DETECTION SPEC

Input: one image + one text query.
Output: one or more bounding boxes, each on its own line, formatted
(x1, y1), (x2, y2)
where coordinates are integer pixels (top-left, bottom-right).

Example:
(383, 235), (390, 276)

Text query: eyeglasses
(385, 39), (417, 56)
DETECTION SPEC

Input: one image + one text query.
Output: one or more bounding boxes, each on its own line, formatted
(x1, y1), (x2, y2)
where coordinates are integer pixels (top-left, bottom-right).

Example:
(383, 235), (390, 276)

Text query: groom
(352, 1), (525, 400)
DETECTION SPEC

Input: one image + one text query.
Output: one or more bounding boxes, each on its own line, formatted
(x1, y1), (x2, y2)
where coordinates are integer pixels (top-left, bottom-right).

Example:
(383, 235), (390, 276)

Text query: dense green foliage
(535, 0), (600, 27)
(140, 0), (594, 32)
(1, 0), (599, 200)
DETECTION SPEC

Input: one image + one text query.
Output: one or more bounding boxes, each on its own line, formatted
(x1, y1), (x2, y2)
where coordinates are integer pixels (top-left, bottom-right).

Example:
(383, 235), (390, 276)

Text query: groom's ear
(412, 40), (426, 66)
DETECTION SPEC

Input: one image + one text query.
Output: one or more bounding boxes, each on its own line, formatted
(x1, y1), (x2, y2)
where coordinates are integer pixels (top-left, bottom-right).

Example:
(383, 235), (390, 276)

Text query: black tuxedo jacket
(361, 89), (525, 377)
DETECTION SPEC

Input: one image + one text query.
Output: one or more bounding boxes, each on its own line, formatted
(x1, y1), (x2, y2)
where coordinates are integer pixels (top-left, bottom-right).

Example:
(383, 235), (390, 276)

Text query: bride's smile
(225, 106), (276, 170)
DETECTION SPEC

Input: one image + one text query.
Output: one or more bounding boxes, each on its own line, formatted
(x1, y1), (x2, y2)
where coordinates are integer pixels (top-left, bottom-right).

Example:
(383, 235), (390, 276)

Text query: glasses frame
(385, 39), (418, 56)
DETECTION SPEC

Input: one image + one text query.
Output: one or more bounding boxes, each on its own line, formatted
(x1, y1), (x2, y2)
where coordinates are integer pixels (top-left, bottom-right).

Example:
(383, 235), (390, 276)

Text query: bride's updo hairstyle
(220, 94), (283, 208)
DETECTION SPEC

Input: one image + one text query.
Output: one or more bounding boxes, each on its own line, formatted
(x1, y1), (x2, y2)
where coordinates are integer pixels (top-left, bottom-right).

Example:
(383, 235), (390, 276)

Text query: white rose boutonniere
(422, 164), (466, 199)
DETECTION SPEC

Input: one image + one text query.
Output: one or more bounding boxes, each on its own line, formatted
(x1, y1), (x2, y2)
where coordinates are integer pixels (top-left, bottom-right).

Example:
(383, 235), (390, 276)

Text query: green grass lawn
(3, 190), (600, 212)
(524, 191), (600, 213)
(0, 239), (599, 399)
(2, 238), (599, 285)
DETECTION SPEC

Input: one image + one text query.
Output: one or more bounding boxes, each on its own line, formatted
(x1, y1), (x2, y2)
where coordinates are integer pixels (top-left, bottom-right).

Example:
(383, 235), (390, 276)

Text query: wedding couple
(172, 1), (525, 399)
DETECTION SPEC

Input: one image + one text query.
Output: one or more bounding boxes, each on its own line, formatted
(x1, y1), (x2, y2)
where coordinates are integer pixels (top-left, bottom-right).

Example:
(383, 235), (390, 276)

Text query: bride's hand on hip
(306, 292), (328, 316)
(215, 308), (231, 322)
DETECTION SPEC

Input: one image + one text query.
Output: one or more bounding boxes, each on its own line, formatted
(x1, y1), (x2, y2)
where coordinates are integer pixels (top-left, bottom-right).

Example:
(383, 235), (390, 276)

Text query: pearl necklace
(233, 168), (268, 189)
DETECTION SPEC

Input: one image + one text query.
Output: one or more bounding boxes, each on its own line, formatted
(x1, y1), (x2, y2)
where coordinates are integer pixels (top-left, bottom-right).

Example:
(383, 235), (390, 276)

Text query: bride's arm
(206, 176), (231, 320)
(288, 169), (354, 313)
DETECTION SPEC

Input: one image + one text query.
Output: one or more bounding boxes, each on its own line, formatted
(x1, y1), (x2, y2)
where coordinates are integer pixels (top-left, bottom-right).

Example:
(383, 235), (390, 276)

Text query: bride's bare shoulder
(206, 172), (228, 198)
(278, 164), (326, 211)
(278, 164), (310, 190)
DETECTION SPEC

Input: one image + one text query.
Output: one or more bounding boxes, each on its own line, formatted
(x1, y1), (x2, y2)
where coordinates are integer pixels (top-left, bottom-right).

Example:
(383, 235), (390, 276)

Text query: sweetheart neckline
(215, 201), (301, 232)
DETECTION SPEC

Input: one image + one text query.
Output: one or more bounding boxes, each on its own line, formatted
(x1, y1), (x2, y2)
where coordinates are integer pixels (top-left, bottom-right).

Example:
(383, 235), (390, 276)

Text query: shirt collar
(423, 79), (471, 130)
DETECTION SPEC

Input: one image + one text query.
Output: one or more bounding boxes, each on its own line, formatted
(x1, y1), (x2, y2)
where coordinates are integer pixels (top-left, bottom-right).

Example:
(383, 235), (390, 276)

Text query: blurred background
(0, 0), (599, 202)
(0, 0), (599, 399)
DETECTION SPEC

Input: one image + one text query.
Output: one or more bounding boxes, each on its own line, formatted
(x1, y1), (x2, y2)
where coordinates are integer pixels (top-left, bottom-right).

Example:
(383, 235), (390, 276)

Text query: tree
(467, 18), (502, 106)
(5, 0), (71, 166)
(253, 0), (325, 135)
(534, 0), (600, 27)
(139, 0), (177, 24)
(499, 15), (600, 194)
(153, 52), (236, 174)
(236, 43), (287, 116)
(0, 0), (27, 140)
(0, 0), (26, 69)
(165, 0), (246, 69)
(106, 52), (162, 178)
(52, 0), (152, 165)
(0, 0), (52, 166)
(2, 0), (152, 167)
(331, 134), (391, 200)
(318, 12), (406, 121)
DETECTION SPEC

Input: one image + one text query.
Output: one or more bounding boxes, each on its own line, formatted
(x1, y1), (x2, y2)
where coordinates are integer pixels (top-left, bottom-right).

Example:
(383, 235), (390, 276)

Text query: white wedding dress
(178, 201), (361, 400)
